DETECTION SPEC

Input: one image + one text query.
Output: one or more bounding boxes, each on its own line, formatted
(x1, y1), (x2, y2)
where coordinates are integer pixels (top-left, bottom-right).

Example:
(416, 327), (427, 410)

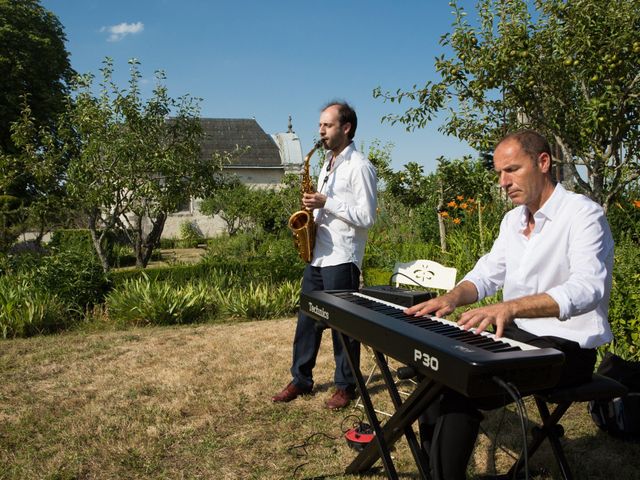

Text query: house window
(176, 197), (192, 213)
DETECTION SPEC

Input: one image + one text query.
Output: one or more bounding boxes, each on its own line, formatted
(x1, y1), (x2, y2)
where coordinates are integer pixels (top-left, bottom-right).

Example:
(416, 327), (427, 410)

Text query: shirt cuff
(545, 286), (570, 321)
(460, 274), (486, 301)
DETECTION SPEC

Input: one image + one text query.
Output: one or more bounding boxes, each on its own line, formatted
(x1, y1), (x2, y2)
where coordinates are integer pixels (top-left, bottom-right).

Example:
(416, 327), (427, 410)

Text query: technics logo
(414, 349), (439, 371)
(308, 302), (329, 320)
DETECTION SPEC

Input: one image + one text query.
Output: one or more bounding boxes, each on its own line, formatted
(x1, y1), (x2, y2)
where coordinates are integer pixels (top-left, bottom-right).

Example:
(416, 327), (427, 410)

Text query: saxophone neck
(305, 140), (323, 162)
(301, 141), (323, 193)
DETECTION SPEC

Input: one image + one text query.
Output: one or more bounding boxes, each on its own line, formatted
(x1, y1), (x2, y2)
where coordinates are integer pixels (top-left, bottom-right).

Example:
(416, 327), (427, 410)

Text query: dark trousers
(290, 262), (361, 392)
(419, 324), (597, 480)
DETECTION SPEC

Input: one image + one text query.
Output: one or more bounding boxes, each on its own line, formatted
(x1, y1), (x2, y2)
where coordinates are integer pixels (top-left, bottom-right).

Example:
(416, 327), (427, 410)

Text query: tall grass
(217, 280), (300, 320)
(105, 274), (301, 326)
(0, 277), (68, 338)
(105, 275), (214, 326)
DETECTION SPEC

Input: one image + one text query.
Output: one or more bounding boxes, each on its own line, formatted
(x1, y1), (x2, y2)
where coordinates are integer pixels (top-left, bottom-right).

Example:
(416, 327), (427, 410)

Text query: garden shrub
(106, 276), (215, 327)
(49, 229), (114, 262)
(363, 267), (393, 287)
(363, 235), (396, 271)
(364, 197), (422, 270)
(49, 228), (94, 251)
(111, 244), (136, 268)
(0, 250), (42, 276)
(30, 248), (111, 310)
(159, 238), (177, 249)
(203, 232), (304, 284)
(216, 280), (300, 320)
(206, 232), (258, 260)
(48, 228), (160, 269)
(0, 246), (109, 313)
(206, 257), (302, 284)
(607, 196), (640, 242)
(5, 183), (636, 340)
(106, 274), (299, 325)
(109, 263), (210, 287)
(108, 260), (291, 292)
(0, 194), (22, 253)
(395, 242), (445, 266)
(178, 220), (204, 248)
(256, 236), (306, 281)
(606, 234), (640, 360)
(0, 277), (68, 338)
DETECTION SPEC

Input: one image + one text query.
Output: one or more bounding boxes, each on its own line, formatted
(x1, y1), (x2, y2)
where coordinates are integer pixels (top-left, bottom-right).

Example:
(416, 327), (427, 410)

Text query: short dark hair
(321, 100), (357, 140)
(499, 129), (552, 163)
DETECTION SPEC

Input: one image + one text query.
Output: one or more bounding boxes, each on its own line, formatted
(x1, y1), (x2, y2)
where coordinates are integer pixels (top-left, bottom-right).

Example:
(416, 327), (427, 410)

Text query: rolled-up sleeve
(545, 203), (613, 320)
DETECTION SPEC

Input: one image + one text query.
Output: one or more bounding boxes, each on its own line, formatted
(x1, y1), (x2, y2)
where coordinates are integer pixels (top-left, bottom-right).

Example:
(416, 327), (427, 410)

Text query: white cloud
(101, 22), (144, 42)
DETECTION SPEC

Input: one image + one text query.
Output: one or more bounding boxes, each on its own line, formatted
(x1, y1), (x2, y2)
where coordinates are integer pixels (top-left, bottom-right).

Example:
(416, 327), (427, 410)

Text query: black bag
(588, 352), (640, 438)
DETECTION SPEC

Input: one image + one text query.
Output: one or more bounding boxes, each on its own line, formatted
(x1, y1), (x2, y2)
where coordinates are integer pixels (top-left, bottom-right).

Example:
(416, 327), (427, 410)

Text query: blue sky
(41, 0), (478, 172)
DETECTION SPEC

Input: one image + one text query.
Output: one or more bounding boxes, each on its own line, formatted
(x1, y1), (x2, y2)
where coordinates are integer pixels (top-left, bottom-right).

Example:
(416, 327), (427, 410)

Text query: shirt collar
(536, 183), (566, 221)
(518, 183), (566, 233)
(327, 142), (354, 170)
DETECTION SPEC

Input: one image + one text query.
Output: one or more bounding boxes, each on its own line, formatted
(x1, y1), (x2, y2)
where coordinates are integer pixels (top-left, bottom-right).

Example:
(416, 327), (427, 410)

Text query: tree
(377, 155), (499, 250)
(0, 101), (72, 247)
(0, 0), (74, 177)
(248, 176), (301, 235)
(0, 0), (74, 245)
(201, 175), (300, 237)
(374, 0), (640, 210)
(61, 59), (238, 270)
(200, 180), (256, 236)
(0, 194), (23, 252)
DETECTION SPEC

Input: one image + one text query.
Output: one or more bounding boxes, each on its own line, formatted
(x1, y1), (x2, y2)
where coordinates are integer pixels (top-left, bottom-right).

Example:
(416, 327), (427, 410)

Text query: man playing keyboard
(405, 130), (614, 480)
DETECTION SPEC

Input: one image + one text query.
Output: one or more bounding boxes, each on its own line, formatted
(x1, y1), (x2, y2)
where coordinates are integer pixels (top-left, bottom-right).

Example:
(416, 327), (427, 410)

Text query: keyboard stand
(338, 331), (441, 480)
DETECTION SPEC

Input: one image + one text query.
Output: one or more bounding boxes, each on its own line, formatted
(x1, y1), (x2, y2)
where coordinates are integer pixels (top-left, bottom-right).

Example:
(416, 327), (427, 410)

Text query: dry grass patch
(0, 319), (638, 479)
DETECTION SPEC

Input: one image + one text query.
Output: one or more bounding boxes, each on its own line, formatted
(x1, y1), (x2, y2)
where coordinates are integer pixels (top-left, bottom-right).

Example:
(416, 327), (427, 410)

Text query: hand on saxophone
(302, 192), (327, 209)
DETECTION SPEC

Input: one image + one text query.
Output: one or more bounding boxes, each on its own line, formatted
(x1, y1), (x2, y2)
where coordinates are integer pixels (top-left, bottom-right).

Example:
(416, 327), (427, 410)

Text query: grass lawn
(1, 318), (638, 479)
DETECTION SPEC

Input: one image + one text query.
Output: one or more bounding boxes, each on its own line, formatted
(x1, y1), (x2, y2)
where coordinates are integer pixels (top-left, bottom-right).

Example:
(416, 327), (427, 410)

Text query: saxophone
(288, 140), (323, 263)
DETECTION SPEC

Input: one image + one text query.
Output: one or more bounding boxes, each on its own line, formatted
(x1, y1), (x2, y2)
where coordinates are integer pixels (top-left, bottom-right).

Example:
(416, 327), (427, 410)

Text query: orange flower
(460, 202), (468, 210)
(456, 195), (464, 201)
(633, 200), (640, 208)
(447, 201), (457, 208)
(467, 197), (475, 203)
(453, 218), (461, 224)
(439, 211), (449, 218)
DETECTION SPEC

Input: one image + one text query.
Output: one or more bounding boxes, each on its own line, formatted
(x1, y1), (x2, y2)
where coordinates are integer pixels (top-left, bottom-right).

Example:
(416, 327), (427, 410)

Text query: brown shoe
(324, 388), (357, 410)
(272, 382), (312, 403)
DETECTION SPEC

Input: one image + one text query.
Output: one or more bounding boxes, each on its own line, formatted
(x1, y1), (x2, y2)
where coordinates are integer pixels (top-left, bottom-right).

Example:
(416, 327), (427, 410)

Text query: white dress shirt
(463, 184), (614, 348)
(311, 142), (377, 270)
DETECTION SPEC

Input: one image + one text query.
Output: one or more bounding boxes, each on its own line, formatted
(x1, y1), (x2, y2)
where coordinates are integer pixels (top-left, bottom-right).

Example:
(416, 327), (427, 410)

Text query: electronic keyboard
(301, 290), (564, 397)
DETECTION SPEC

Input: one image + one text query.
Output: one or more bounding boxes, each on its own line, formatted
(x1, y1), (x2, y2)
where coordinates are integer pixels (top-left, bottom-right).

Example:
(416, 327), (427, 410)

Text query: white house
(162, 117), (304, 238)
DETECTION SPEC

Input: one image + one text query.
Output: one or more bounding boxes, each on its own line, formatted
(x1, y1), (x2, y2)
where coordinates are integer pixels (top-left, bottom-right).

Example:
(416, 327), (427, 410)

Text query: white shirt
(463, 184), (614, 348)
(311, 142), (377, 269)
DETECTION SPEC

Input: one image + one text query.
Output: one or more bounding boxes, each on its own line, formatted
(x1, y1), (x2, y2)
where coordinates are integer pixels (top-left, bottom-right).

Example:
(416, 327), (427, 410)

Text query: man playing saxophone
(273, 101), (378, 409)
